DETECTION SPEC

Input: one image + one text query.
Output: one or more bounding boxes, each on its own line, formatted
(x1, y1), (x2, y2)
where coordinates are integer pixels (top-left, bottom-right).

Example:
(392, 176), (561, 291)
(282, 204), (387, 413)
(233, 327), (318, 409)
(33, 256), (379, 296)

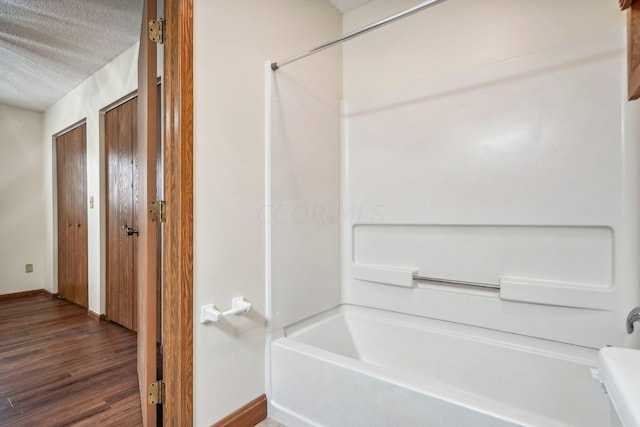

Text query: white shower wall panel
(342, 32), (640, 348)
(269, 70), (341, 330)
(345, 34), (621, 225)
(353, 224), (613, 290)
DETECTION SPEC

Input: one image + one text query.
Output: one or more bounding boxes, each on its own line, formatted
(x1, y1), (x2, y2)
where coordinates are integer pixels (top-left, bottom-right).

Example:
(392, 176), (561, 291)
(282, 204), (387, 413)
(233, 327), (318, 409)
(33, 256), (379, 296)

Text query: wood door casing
(56, 124), (88, 308)
(105, 97), (138, 331)
(163, 0), (194, 423)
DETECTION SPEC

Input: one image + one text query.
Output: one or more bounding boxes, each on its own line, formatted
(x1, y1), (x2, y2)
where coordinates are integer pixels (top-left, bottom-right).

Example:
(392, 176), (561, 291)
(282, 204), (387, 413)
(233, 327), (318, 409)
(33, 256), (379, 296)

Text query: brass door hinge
(149, 200), (166, 223)
(148, 19), (164, 44)
(148, 380), (165, 405)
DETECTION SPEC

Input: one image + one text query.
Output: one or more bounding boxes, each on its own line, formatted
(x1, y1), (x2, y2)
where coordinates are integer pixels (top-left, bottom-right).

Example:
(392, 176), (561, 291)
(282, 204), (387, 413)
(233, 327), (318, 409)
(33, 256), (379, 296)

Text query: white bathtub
(269, 305), (610, 427)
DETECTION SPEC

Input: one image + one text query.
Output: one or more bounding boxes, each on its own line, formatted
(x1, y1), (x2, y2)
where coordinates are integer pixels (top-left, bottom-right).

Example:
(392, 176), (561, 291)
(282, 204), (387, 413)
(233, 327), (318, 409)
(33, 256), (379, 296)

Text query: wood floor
(0, 295), (142, 426)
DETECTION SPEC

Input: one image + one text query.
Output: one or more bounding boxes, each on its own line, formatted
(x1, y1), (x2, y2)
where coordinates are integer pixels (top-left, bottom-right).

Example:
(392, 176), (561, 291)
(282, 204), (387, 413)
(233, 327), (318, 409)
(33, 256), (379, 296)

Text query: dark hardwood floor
(0, 295), (142, 426)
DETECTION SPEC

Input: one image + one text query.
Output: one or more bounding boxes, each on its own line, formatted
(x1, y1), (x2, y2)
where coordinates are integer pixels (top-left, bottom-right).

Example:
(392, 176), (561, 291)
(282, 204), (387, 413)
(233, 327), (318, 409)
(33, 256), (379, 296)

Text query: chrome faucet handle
(627, 306), (640, 334)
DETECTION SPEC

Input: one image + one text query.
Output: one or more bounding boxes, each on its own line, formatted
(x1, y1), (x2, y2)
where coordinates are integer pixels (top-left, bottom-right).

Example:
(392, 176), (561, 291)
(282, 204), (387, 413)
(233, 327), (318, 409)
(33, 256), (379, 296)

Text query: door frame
(162, 0), (193, 424)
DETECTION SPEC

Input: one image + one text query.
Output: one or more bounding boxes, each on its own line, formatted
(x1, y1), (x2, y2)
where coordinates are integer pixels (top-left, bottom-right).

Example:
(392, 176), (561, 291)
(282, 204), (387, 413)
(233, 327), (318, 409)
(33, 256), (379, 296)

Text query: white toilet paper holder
(200, 297), (252, 323)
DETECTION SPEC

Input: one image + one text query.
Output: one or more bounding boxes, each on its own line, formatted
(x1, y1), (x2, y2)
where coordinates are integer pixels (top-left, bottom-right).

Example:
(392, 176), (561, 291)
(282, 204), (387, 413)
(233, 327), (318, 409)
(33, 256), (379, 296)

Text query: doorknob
(122, 224), (139, 236)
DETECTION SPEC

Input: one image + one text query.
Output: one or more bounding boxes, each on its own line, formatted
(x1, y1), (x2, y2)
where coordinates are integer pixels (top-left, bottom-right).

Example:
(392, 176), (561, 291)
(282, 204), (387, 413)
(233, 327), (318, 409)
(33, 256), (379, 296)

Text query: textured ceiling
(0, 0), (371, 112)
(0, 0), (143, 112)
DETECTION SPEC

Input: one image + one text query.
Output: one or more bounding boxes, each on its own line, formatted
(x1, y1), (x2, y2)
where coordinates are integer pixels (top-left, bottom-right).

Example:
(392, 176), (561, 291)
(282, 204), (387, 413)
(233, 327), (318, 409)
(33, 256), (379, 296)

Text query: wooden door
(136, 1), (194, 424)
(105, 97), (138, 331)
(56, 124), (88, 308)
(138, 0), (159, 424)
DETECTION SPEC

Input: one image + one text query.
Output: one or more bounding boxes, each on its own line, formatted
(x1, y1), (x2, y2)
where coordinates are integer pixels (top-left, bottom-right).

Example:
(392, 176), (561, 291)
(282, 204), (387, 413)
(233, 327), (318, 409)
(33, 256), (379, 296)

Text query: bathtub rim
(271, 333), (573, 427)
(270, 303), (606, 426)
(284, 303), (600, 364)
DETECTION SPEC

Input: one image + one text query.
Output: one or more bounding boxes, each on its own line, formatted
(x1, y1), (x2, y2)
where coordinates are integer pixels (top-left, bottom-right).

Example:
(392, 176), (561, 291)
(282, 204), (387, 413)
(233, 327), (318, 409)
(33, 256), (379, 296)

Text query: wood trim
(163, 0), (194, 425)
(0, 289), (57, 302)
(628, 2), (640, 99)
(211, 395), (267, 427)
(621, 0), (634, 11)
(630, 60), (640, 100)
(42, 289), (58, 299)
(87, 309), (106, 322)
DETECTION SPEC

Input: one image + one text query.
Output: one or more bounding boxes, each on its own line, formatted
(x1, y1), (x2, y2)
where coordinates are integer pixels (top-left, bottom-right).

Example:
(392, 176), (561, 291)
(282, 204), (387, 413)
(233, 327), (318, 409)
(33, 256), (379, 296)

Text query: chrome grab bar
(413, 275), (500, 290)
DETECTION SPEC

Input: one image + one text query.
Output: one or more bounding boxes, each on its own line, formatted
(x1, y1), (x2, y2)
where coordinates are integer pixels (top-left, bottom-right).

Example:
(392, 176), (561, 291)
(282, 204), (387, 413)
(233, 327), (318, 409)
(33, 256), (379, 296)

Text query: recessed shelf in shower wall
(351, 224), (614, 310)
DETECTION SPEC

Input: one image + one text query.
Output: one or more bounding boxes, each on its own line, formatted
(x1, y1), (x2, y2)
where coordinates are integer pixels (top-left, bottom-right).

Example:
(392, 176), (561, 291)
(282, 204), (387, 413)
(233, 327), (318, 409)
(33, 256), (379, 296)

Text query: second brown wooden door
(105, 97), (138, 331)
(56, 124), (88, 308)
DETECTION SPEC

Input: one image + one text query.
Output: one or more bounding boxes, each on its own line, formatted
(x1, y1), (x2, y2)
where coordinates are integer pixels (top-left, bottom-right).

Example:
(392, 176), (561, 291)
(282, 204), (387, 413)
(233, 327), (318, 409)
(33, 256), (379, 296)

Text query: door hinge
(149, 200), (166, 223)
(148, 19), (164, 44)
(148, 380), (165, 405)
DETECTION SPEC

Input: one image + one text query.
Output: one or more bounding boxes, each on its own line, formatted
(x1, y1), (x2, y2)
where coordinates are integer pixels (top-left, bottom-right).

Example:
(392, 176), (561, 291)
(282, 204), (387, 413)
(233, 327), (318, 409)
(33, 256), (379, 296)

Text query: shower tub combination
(269, 305), (610, 427)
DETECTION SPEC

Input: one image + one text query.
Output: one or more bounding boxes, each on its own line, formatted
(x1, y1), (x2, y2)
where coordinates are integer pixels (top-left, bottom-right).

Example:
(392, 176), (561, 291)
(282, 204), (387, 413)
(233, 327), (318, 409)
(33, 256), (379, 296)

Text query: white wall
(0, 104), (45, 294)
(342, 0), (639, 348)
(43, 44), (139, 314)
(193, 0), (341, 424)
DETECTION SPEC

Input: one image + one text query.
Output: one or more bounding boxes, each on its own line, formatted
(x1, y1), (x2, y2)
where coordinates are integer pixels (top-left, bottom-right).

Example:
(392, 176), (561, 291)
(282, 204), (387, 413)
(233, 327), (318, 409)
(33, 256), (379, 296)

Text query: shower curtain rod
(270, 0), (448, 71)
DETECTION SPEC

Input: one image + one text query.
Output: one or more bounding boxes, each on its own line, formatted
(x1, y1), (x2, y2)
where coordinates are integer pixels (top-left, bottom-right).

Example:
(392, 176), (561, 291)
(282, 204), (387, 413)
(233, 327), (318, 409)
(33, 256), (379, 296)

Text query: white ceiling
(0, 0), (370, 112)
(0, 0), (143, 112)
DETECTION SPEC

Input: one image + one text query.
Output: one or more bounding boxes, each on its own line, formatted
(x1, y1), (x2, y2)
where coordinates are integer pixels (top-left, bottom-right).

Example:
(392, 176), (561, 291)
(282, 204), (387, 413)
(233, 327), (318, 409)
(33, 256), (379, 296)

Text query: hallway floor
(0, 295), (142, 426)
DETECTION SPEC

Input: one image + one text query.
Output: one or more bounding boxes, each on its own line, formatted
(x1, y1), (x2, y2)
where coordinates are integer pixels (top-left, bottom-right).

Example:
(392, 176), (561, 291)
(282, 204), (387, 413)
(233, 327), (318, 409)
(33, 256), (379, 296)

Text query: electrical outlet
(25, 264), (33, 273)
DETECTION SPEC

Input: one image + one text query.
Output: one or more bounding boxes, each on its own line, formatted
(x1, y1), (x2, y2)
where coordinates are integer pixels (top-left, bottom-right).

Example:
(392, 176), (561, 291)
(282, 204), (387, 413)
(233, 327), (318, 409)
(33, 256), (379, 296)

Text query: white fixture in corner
(200, 297), (252, 323)
(598, 347), (640, 427)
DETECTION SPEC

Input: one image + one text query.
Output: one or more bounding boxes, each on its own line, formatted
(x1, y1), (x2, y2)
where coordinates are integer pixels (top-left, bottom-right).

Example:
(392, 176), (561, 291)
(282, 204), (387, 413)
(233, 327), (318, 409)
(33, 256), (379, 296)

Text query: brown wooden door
(56, 124), (88, 308)
(105, 97), (138, 331)
(138, 0), (159, 424)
